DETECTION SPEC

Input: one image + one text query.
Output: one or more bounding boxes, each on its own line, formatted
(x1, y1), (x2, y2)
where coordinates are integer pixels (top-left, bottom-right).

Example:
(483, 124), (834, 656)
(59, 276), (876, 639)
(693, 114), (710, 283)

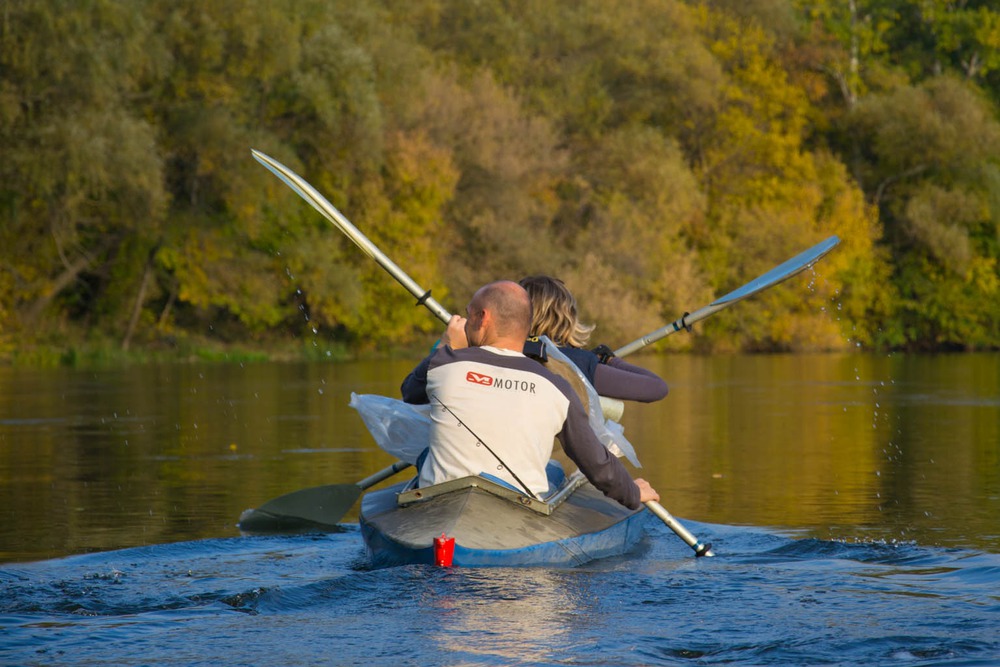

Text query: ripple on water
(0, 523), (997, 666)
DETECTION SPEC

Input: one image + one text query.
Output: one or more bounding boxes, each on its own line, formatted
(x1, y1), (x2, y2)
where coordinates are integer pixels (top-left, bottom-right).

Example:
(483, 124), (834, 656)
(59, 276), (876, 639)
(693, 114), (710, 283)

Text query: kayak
(358, 470), (649, 568)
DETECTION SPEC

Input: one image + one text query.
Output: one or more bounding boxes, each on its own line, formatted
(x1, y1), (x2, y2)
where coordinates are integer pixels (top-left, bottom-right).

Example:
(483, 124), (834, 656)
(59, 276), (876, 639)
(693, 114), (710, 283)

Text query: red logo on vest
(466, 371), (493, 386)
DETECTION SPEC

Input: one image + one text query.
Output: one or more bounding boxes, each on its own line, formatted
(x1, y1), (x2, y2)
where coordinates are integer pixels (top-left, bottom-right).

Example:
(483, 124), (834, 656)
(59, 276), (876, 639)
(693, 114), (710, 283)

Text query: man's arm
(556, 394), (644, 509)
(402, 315), (469, 404)
(400, 354), (433, 404)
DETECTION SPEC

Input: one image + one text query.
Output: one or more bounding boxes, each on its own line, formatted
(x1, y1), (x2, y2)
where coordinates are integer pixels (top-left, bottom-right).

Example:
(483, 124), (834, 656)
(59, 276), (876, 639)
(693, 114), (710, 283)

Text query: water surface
(0, 354), (997, 665)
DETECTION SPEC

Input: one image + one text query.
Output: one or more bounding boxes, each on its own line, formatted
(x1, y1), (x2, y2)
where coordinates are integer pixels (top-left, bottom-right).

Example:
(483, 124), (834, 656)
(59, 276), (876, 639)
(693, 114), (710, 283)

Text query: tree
(0, 1), (167, 346)
(844, 75), (1000, 348)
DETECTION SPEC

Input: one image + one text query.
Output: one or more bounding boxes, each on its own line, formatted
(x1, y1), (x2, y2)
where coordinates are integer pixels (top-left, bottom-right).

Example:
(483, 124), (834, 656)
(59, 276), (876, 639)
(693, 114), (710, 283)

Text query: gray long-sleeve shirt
(402, 345), (641, 509)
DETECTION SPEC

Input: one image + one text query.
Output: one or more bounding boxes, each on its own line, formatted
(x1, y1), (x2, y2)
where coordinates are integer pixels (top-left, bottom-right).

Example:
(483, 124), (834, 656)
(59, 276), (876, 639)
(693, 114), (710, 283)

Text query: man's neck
(478, 334), (527, 353)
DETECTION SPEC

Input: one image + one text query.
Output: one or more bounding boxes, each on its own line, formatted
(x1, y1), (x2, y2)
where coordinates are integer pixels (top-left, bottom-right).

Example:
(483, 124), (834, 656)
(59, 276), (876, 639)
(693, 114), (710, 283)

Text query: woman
(518, 275), (668, 403)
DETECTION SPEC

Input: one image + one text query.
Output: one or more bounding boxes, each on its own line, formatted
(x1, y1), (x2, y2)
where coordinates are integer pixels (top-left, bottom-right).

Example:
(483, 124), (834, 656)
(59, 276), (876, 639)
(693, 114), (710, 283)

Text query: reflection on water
(625, 353), (999, 551)
(418, 568), (585, 662)
(0, 353), (997, 563)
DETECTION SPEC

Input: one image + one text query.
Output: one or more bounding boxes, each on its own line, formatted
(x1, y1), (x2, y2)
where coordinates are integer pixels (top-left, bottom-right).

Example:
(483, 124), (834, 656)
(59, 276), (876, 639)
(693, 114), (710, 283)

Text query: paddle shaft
(614, 236), (840, 357)
(357, 460), (412, 490)
(646, 501), (714, 557)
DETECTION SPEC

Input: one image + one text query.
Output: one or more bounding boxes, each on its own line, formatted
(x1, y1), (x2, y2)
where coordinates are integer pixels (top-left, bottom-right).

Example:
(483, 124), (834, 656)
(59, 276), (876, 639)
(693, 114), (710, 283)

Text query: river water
(0, 353), (998, 665)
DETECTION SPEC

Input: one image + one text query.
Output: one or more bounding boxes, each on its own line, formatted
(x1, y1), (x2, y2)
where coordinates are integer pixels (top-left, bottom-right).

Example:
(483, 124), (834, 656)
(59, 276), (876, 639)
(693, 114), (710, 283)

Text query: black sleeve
(559, 346), (599, 384)
(593, 358), (669, 402)
(400, 354), (433, 404)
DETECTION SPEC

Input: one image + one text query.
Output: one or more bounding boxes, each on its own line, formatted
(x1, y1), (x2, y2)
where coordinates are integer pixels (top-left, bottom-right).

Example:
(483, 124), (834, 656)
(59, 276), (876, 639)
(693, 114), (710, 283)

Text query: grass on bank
(0, 328), (432, 369)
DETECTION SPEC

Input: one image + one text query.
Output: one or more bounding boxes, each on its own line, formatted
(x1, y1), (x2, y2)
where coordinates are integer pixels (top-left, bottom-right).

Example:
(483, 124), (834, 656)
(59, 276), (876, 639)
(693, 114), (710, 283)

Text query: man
(401, 280), (659, 510)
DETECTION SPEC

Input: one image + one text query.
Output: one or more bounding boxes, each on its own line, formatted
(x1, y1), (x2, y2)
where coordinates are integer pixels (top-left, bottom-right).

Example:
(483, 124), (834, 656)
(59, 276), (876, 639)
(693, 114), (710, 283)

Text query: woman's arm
(593, 357), (668, 402)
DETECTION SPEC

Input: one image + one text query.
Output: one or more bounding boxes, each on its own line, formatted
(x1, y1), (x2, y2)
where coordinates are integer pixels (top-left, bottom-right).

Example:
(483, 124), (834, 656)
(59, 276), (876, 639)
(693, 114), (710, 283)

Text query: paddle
(238, 460), (412, 532)
(614, 235), (841, 357)
(625, 236), (839, 556)
(250, 149), (713, 555)
(242, 149), (449, 532)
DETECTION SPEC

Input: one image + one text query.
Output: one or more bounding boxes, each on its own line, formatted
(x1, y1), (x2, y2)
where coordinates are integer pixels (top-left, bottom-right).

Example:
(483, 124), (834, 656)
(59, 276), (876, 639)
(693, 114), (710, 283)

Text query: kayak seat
(478, 459), (566, 498)
(406, 447), (566, 499)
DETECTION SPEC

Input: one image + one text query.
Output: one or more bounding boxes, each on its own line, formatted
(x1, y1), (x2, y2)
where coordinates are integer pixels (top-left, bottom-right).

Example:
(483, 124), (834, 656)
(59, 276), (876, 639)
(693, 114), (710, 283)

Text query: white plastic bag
(348, 393), (431, 465)
(539, 337), (641, 468)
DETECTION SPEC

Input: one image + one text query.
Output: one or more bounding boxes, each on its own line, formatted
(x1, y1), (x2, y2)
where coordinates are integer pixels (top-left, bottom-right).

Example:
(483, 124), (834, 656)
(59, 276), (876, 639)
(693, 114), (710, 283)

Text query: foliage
(789, 0), (1000, 349)
(2, 0), (998, 360)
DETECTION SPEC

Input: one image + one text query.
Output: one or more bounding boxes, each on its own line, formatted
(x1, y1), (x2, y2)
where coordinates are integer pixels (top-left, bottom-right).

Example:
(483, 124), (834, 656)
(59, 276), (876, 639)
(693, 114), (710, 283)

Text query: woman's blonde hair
(518, 275), (595, 348)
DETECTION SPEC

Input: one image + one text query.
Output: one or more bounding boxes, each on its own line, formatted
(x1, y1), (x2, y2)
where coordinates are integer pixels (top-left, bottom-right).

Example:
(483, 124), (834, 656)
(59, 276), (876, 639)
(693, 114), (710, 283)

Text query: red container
(434, 533), (455, 567)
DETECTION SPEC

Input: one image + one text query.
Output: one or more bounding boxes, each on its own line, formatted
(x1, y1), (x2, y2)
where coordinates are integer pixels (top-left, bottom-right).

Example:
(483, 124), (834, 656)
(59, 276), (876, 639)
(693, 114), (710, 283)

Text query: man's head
(465, 281), (532, 349)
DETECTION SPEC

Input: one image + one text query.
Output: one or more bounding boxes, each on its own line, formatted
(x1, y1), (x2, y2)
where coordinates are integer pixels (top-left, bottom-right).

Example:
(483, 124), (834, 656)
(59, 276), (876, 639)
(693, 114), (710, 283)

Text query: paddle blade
(238, 483), (363, 532)
(712, 235), (840, 307)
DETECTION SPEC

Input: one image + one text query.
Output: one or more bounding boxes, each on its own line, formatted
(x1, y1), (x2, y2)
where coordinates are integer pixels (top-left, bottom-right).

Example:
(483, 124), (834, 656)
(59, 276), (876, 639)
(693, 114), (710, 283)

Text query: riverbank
(0, 331), (431, 368)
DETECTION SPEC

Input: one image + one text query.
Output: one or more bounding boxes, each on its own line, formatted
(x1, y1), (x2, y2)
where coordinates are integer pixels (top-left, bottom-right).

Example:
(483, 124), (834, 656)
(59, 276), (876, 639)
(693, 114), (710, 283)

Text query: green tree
(558, 125), (708, 348)
(0, 0), (167, 349)
(792, 1), (1000, 349)
(844, 75), (1000, 348)
(686, 6), (890, 351)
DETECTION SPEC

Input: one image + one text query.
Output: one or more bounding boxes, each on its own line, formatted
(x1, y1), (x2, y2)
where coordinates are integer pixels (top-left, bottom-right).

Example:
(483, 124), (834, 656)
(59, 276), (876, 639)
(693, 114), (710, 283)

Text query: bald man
(401, 281), (658, 510)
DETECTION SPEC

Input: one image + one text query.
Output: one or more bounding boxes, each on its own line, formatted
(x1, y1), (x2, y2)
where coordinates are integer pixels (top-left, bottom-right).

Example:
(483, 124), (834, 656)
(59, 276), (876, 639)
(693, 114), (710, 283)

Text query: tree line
(1, 0), (997, 362)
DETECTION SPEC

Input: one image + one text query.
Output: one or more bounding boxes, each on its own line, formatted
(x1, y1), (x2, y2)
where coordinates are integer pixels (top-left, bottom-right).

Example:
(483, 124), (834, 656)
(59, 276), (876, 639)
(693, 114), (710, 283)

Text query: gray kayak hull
(359, 474), (648, 568)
